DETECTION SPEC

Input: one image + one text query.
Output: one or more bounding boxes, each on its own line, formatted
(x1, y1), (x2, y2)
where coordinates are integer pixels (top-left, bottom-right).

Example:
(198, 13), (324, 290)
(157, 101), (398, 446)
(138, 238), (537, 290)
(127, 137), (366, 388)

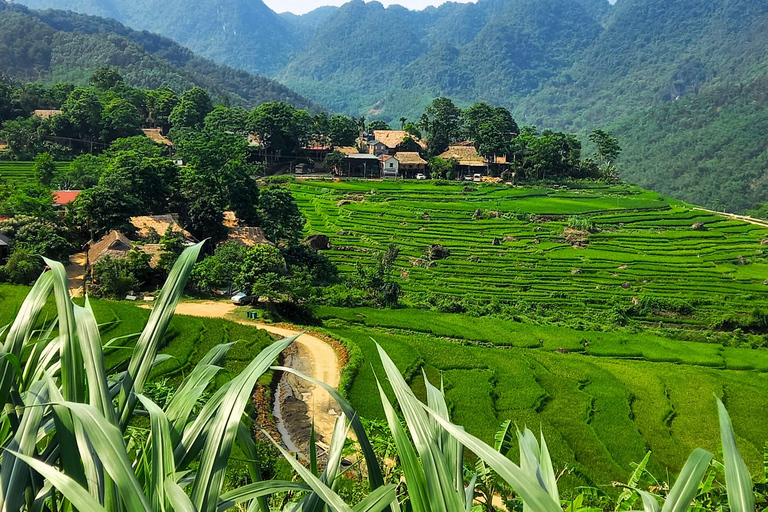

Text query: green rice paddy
(291, 179), (768, 484)
(0, 161), (70, 183)
(290, 179), (768, 326)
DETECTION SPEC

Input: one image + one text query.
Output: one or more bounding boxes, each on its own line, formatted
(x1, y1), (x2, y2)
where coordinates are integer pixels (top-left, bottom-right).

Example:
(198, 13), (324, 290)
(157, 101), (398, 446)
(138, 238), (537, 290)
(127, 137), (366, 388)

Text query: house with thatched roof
(129, 214), (194, 242)
(142, 128), (173, 146)
(87, 231), (133, 268)
(226, 227), (272, 248)
(32, 110), (62, 120)
(393, 152), (427, 178)
(439, 143), (489, 176)
(370, 130), (427, 156)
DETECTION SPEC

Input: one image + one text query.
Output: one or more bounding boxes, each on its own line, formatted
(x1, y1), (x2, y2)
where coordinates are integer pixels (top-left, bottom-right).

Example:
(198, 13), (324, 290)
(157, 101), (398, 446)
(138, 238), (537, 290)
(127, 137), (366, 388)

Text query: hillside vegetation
(0, 2), (317, 110)
(285, 179), (768, 482)
(18, 0), (768, 213)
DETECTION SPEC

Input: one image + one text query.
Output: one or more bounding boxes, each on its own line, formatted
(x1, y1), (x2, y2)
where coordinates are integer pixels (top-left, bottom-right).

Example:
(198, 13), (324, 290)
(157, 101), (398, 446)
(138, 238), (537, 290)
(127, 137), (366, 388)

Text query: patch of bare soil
(170, 301), (342, 449)
(65, 252), (87, 297)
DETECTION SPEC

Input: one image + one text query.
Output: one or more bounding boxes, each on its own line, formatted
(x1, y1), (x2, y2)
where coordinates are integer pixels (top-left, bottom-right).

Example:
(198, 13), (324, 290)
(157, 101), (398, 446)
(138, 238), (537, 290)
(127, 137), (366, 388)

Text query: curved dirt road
(171, 301), (341, 445)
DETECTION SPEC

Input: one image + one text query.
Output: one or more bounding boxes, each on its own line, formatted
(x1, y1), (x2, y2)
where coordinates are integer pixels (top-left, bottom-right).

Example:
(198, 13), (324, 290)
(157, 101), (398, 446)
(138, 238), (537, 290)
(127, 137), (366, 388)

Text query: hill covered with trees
(9, 0), (768, 212)
(0, 2), (317, 111)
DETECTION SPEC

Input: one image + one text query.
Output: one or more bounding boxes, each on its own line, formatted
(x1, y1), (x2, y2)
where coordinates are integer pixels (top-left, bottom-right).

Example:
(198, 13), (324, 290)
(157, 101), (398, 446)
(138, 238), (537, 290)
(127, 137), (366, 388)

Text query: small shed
(439, 143), (489, 177)
(340, 153), (380, 178)
(32, 110), (62, 120)
(53, 190), (82, 208)
(225, 227), (273, 248)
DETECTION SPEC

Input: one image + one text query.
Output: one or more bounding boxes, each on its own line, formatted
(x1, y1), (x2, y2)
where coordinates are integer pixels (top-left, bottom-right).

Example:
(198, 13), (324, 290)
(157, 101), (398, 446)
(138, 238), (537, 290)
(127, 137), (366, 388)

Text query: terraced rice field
(291, 180), (768, 326)
(291, 179), (768, 484)
(323, 320), (768, 486)
(0, 161), (70, 183)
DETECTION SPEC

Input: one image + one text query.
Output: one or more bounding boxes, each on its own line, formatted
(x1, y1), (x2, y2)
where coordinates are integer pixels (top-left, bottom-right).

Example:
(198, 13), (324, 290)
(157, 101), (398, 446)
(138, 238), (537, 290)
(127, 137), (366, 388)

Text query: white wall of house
(382, 157), (399, 177)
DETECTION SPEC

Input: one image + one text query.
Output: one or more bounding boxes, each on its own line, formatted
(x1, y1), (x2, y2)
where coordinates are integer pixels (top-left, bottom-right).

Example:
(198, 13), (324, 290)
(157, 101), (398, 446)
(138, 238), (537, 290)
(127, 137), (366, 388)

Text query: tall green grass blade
(539, 431), (559, 504)
(638, 490), (660, 512)
(236, 420), (270, 512)
(375, 377), (430, 512)
(660, 448), (712, 512)
(55, 401), (152, 512)
(8, 451), (109, 512)
(217, 481), (311, 512)
(190, 336), (293, 512)
(376, 344), (464, 512)
(352, 484), (398, 512)
(417, 401), (562, 512)
(44, 258), (83, 403)
(120, 242), (204, 428)
(0, 272), (53, 406)
(137, 394), (174, 512)
(0, 378), (49, 512)
(74, 299), (114, 421)
(165, 477), (197, 512)
(716, 398), (755, 512)
(273, 365), (386, 490)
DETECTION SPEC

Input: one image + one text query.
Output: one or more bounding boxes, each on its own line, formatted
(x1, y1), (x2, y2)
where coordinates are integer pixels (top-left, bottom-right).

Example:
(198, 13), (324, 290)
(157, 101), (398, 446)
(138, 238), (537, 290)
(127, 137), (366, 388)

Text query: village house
(129, 214), (195, 242)
(338, 152), (381, 178)
(392, 152), (427, 178)
(439, 143), (489, 177)
(0, 231), (9, 259)
(381, 155), (399, 178)
(369, 130), (427, 156)
(32, 110), (62, 120)
(222, 211), (273, 247)
(53, 190), (81, 215)
(142, 128), (173, 147)
(87, 230), (133, 269)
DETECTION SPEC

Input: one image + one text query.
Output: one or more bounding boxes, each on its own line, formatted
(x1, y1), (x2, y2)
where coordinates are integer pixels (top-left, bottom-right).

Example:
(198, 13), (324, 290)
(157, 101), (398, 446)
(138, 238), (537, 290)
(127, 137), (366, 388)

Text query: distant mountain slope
(14, 0), (299, 75)
(0, 3), (318, 110)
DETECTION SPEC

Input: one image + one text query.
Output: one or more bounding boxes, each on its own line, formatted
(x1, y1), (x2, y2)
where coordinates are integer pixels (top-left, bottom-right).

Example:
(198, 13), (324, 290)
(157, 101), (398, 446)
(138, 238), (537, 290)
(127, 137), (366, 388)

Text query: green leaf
(7, 450), (109, 512)
(273, 365), (386, 490)
(217, 481), (311, 512)
(190, 336), (293, 512)
(660, 448), (713, 512)
(120, 242), (204, 428)
(716, 398), (755, 512)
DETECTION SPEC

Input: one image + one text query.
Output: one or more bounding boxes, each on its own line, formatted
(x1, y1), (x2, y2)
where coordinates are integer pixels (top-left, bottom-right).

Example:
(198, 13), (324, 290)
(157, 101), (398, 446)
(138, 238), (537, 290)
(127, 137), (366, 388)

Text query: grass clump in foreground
(0, 243), (765, 512)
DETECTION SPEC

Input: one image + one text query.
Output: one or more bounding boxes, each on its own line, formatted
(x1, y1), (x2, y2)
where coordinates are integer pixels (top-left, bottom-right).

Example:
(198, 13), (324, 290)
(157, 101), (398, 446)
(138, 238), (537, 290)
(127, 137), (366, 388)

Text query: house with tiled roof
(53, 190), (82, 207)
(129, 214), (195, 242)
(32, 110), (62, 120)
(381, 154), (399, 177)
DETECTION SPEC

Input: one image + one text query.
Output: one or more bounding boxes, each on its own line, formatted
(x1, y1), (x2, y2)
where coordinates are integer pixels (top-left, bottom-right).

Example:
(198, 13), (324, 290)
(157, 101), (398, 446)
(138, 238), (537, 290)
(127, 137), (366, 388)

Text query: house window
(389, 163), (394, 168)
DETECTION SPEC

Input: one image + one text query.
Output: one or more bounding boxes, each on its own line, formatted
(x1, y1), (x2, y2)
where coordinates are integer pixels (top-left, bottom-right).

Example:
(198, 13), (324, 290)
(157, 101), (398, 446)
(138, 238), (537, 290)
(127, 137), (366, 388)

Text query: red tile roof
(53, 190), (82, 205)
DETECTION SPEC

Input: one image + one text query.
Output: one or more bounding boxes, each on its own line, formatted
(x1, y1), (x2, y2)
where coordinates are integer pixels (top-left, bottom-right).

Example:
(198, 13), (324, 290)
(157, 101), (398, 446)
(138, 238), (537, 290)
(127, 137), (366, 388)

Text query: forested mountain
(0, 2), (317, 110)
(8, 0), (768, 212)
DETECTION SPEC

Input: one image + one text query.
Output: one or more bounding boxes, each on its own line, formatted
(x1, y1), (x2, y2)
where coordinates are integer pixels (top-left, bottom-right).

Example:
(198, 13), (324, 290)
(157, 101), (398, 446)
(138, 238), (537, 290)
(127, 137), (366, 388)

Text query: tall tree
(169, 87), (213, 130)
(422, 97), (462, 154)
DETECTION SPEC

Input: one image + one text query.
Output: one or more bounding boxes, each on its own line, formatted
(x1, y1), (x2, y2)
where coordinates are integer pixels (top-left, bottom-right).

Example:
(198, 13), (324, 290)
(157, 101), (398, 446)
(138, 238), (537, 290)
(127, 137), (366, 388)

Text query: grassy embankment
(289, 179), (768, 484)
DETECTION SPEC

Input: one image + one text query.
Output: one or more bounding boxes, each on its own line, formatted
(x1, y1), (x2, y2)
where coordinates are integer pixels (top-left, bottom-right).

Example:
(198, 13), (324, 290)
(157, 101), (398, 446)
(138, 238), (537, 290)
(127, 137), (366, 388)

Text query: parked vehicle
(464, 175), (474, 181)
(473, 173), (482, 182)
(231, 292), (253, 305)
(416, 173), (427, 180)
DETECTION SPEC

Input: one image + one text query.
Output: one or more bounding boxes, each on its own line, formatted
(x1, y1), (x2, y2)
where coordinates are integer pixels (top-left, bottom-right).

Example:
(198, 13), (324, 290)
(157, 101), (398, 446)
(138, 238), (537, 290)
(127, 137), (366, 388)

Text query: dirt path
(692, 207), (768, 228)
(65, 252), (87, 297)
(171, 301), (342, 446)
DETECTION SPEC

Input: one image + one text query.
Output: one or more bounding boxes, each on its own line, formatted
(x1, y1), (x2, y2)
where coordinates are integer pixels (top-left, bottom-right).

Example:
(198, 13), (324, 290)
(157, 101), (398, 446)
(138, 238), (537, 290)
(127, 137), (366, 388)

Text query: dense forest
(0, 2), (318, 111)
